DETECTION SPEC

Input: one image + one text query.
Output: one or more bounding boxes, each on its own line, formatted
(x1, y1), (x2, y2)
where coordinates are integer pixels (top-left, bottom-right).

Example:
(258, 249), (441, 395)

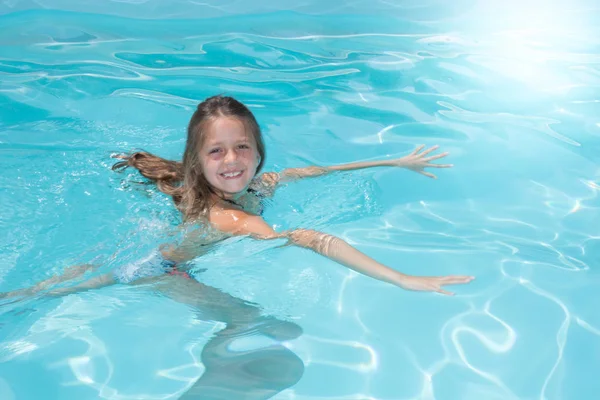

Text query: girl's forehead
(203, 117), (253, 143)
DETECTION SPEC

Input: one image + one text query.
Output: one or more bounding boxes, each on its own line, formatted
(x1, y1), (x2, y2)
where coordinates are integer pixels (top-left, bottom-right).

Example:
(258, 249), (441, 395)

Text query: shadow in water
(152, 276), (305, 400)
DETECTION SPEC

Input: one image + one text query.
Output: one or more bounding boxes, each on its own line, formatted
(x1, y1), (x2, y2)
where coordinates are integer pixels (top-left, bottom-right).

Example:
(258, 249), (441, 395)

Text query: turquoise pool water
(1, 0), (600, 399)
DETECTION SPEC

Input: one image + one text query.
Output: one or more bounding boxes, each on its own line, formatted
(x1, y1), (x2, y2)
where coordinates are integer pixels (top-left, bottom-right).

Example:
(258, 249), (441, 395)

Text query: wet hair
(112, 95), (265, 221)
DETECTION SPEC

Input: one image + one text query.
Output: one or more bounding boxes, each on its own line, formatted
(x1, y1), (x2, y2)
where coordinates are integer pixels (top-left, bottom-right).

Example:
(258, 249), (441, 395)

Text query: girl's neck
(210, 191), (244, 209)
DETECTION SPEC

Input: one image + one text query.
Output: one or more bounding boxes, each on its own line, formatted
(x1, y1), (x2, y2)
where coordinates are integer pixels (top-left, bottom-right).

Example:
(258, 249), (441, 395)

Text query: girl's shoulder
(207, 205), (276, 238)
(207, 205), (252, 235)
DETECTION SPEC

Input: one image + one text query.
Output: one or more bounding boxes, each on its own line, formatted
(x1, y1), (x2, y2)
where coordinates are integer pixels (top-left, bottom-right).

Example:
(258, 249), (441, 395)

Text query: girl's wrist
(393, 157), (410, 167)
(386, 270), (411, 288)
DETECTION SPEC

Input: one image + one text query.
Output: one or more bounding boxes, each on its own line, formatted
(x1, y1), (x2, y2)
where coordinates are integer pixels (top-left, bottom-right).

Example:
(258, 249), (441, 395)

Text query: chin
(214, 182), (251, 196)
(223, 186), (247, 195)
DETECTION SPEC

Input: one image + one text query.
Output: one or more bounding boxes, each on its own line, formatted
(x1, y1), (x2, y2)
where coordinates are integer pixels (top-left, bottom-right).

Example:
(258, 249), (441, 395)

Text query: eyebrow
(205, 139), (251, 147)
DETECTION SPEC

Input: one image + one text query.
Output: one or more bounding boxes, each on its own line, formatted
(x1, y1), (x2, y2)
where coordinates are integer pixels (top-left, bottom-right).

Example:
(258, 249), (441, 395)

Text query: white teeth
(222, 171), (242, 178)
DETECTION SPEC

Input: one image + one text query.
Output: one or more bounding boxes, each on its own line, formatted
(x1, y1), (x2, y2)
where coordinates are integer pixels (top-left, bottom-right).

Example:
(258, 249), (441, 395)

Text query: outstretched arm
(210, 210), (473, 295)
(255, 145), (452, 194)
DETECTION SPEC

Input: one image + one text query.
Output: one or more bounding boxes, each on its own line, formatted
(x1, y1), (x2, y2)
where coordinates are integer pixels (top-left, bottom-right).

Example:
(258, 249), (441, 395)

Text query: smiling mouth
(220, 170), (244, 179)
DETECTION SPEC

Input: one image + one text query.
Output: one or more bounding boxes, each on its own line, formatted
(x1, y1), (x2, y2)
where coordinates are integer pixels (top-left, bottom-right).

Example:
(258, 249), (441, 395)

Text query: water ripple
(2, 2), (600, 399)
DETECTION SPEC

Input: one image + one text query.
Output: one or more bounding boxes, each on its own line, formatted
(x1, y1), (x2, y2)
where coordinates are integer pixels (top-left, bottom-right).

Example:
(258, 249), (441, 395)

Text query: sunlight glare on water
(1, 0), (599, 399)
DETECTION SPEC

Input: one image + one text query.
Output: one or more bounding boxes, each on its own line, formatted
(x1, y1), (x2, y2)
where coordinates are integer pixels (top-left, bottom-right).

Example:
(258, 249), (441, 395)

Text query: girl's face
(199, 117), (260, 198)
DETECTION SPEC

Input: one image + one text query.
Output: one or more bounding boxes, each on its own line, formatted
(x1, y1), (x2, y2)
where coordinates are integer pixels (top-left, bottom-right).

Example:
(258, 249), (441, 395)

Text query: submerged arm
(211, 210), (473, 295)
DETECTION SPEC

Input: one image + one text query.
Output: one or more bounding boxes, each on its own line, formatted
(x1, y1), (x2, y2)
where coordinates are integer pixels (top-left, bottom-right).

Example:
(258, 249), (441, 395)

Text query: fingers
(423, 152), (449, 162)
(419, 171), (437, 179)
(419, 145), (439, 156)
(411, 144), (426, 155)
(435, 275), (475, 295)
(435, 287), (454, 296)
(441, 275), (475, 284)
(426, 163), (453, 168)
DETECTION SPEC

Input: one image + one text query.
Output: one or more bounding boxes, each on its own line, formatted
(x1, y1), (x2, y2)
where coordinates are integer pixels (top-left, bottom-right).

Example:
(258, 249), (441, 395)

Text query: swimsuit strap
(167, 267), (191, 279)
(160, 258), (191, 279)
(221, 187), (263, 207)
(222, 197), (242, 207)
(217, 188), (265, 215)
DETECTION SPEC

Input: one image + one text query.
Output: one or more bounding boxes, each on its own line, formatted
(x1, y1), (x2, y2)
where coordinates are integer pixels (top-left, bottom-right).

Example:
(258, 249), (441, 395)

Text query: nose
(224, 148), (238, 164)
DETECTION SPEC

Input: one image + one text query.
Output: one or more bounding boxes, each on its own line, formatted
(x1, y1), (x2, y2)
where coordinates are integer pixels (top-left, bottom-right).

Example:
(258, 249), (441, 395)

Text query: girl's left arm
(256, 144), (452, 193)
(211, 209), (474, 295)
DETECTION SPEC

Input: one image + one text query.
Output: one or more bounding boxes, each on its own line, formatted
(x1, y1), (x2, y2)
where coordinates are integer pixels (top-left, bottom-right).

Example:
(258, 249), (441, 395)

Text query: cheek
(200, 159), (218, 179)
(235, 149), (260, 168)
(249, 150), (260, 164)
(248, 154), (259, 172)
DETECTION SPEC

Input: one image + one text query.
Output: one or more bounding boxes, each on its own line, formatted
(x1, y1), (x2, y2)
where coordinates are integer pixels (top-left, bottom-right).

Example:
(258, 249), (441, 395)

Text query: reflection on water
(1, 0), (600, 398)
(1, 270), (306, 399)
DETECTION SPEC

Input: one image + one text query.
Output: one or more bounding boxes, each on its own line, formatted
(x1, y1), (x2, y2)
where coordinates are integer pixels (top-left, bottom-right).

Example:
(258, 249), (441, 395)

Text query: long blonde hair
(112, 95), (266, 221)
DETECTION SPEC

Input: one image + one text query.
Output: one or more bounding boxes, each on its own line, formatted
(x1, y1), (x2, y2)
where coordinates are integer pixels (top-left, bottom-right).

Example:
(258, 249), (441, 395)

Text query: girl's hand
(394, 145), (452, 179)
(398, 274), (474, 295)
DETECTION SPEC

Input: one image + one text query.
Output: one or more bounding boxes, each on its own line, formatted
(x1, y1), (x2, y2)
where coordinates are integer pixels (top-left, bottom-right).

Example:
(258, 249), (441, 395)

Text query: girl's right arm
(211, 209), (474, 295)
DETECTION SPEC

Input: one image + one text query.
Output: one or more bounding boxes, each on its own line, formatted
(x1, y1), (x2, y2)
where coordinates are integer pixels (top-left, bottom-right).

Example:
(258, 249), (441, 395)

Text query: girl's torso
(162, 177), (271, 264)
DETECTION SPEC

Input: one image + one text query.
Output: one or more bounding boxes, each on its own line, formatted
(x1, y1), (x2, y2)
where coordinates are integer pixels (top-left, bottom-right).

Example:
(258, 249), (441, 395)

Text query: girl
(2, 95), (473, 398)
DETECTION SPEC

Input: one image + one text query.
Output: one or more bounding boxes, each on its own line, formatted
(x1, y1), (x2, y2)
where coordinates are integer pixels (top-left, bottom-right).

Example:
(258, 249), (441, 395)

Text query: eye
(208, 148), (222, 154)
(237, 144), (250, 150)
